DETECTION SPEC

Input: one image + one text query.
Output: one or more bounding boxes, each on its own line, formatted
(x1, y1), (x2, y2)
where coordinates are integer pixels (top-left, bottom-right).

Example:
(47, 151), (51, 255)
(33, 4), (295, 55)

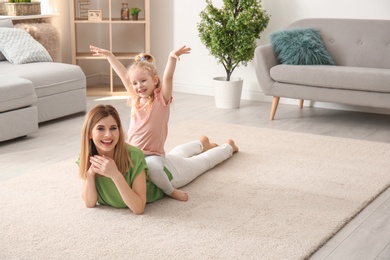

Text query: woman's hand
(170, 45), (191, 61)
(90, 155), (121, 180)
(90, 155), (147, 214)
(86, 164), (96, 177)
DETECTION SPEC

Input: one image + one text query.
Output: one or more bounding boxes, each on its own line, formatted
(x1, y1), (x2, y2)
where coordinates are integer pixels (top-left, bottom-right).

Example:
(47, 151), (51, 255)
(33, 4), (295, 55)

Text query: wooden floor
(1, 93), (390, 259)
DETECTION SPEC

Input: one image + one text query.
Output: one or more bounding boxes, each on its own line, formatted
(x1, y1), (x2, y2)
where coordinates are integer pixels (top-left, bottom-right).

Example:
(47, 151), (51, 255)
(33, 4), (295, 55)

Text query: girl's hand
(90, 45), (112, 57)
(170, 45), (191, 61)
(90, 155), (121, 179)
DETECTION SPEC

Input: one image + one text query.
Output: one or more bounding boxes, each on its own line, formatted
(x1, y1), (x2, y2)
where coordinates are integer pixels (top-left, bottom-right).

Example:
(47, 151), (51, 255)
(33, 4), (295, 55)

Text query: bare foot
(170, 189), (188, 202)
(200, 135), (218, 152)
(227, 139), (239, 153)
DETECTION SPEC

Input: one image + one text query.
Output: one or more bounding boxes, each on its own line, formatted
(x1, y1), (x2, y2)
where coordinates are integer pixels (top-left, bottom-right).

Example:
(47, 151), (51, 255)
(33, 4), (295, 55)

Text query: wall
(53, 0), (390, 112)
(37, 0), (71, 64)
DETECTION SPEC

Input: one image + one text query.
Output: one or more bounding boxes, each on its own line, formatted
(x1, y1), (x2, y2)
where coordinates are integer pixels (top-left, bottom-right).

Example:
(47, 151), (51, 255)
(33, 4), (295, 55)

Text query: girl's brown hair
(79, 104), (131, 179)
(128, 53), (161, 111)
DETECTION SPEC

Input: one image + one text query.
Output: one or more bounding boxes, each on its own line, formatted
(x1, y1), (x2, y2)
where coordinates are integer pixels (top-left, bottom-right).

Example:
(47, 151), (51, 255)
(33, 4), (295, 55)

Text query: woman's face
(130, 68), (158, 98)
(90, 115), (119, 157)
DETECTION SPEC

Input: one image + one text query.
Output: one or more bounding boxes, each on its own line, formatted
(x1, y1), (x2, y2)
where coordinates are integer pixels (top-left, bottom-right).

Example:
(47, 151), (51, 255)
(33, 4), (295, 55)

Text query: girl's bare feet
(200, 136), (218, 152)
(227, 139), (239, 153)
(170, 189), (189, 202)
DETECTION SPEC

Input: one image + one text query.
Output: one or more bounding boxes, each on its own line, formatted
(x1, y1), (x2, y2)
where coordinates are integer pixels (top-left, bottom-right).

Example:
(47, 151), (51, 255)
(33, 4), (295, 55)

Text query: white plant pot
(213, 77), (243, 109)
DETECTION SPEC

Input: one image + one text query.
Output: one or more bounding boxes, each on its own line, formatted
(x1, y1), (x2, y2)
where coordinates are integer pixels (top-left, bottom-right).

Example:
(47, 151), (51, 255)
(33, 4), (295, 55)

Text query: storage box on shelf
(0, 2), (41, 16)
(70, 0), (150, 96)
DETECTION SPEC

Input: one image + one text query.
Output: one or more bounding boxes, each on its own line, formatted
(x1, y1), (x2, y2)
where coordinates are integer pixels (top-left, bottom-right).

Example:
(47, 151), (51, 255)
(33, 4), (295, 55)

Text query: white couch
(0, 61), (86, 124)
(0, 19), (86, 142)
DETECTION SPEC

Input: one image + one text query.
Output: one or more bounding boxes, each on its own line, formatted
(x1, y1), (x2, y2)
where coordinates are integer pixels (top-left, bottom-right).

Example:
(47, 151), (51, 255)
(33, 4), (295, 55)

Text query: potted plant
(198, 0), (270, 108)
(130, 7), (141, 20)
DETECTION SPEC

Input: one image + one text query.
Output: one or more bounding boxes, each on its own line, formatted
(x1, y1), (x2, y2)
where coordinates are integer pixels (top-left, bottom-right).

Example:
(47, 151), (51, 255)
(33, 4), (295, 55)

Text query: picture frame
(88, 10), (102, 21)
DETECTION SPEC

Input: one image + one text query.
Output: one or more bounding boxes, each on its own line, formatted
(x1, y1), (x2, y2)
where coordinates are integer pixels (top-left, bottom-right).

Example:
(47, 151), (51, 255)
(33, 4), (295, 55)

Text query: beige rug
(1, 120), (390, 260)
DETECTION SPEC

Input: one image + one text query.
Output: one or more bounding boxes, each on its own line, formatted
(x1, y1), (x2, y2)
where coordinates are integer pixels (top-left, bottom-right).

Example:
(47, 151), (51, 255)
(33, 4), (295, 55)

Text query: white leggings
(145, 155), (170, 194)
(146, 141), (233, 195)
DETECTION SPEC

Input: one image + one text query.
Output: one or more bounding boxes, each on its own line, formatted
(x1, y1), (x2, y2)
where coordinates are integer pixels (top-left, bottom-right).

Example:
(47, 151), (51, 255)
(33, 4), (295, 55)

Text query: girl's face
(129, 68), (158, 98)
(90, 115), (119, 158)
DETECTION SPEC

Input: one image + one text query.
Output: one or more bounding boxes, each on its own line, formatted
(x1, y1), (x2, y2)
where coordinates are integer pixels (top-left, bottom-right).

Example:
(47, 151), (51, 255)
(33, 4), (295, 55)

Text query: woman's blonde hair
(128, 53), (161, 111)
(79, 104), (131, 179)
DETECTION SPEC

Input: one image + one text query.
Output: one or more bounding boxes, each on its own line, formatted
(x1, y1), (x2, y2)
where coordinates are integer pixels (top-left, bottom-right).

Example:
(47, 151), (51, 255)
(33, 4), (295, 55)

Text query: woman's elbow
(131, 201), (146, 215)
(84, 201), (97, 208)
(132, 206), (145, 215)
(133, 210), (144, 215)
(82, 195), (97, 208)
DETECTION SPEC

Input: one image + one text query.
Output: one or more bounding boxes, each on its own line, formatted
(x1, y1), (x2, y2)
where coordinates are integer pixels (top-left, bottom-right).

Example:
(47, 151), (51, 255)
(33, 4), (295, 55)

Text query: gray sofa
(254, 18), (390, 120)
(0, 61), (86, 142)
(0, 61), (86, 122)
(0, 19), (86, 142)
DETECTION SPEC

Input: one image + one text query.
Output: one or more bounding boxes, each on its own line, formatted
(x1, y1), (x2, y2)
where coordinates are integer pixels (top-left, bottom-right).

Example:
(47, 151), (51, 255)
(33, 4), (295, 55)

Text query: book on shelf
(77, 0), (90, 19)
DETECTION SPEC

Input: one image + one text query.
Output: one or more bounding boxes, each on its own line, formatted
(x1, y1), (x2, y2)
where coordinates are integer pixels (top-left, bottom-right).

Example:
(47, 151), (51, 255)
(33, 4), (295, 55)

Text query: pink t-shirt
(127, 88), (171, 156)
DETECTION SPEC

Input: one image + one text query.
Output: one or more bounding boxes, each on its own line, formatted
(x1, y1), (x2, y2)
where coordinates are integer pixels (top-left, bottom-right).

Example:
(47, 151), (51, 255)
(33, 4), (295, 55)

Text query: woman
(78, 104), (238, 214)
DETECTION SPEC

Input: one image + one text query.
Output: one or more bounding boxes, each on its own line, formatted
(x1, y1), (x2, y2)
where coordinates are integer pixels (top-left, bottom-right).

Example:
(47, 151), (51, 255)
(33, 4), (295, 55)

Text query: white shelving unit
(0, 13), (59, 21)
(70, 0), (150, 96)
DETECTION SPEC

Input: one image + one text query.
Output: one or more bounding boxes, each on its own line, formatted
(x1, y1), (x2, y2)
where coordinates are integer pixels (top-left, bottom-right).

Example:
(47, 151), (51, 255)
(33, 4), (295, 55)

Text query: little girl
(90, 45), (191, 201)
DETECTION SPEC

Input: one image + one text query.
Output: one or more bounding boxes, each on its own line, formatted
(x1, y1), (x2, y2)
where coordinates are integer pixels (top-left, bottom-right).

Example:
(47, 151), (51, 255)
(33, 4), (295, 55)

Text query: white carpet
(1, 120), (390, 260)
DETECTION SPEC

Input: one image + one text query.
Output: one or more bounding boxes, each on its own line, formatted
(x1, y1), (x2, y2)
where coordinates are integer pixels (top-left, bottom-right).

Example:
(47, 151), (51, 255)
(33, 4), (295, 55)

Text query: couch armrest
(254, 44), (278, 95)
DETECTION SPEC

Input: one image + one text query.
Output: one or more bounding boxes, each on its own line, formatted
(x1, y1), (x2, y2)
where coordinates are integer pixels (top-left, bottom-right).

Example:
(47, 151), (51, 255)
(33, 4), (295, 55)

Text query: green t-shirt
(78, 144), (165, 208)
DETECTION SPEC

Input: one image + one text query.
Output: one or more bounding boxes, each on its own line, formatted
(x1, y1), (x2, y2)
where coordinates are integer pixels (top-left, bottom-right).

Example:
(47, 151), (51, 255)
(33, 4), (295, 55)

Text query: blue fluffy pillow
(270, 28), (335, 65)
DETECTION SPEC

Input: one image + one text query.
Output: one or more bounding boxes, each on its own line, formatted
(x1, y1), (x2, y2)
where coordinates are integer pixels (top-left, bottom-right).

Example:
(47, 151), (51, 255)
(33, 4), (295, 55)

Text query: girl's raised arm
(90, 45), (132, 93)
(161, 45), (191, 103)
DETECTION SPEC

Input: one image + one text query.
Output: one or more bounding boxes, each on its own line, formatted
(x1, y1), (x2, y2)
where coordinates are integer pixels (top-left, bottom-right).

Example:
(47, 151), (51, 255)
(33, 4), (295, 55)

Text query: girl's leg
(145, 155), (173, 195)
(166, 142), (234, 188)
(168, 136), (217, 158)
(168, 140), (203, 158)
(145, 155), (189, 202)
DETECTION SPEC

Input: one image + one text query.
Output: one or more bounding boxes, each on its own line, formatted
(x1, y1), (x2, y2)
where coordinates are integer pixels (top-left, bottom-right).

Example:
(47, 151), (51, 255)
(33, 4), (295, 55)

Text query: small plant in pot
(130, 7), (141, 20)
(197, 0), (270, 108)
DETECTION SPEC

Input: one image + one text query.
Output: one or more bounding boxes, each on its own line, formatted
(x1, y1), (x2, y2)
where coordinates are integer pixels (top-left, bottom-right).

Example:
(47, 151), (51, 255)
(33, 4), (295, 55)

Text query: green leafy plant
(198, 0), (270, 81)
(130, 7), (141, 16)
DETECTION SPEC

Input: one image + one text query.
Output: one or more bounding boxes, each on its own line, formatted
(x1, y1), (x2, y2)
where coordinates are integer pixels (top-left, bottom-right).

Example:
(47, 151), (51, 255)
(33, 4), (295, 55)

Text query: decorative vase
(121, 3), (129, 20)
(213, 77), (243, 109)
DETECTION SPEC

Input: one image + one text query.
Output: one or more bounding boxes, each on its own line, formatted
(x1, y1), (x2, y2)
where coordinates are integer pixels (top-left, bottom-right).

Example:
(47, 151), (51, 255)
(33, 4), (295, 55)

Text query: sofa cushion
(0, 106), (38, 142)
(0, 76), (37, 112)
(0, 19), (13, 61)
(0, 27), (52, 64)
(288, 18), (390, 69)
(270, 28), (335, 66)
(270, 64), (390, 93)
(0, 61), (85, 98)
